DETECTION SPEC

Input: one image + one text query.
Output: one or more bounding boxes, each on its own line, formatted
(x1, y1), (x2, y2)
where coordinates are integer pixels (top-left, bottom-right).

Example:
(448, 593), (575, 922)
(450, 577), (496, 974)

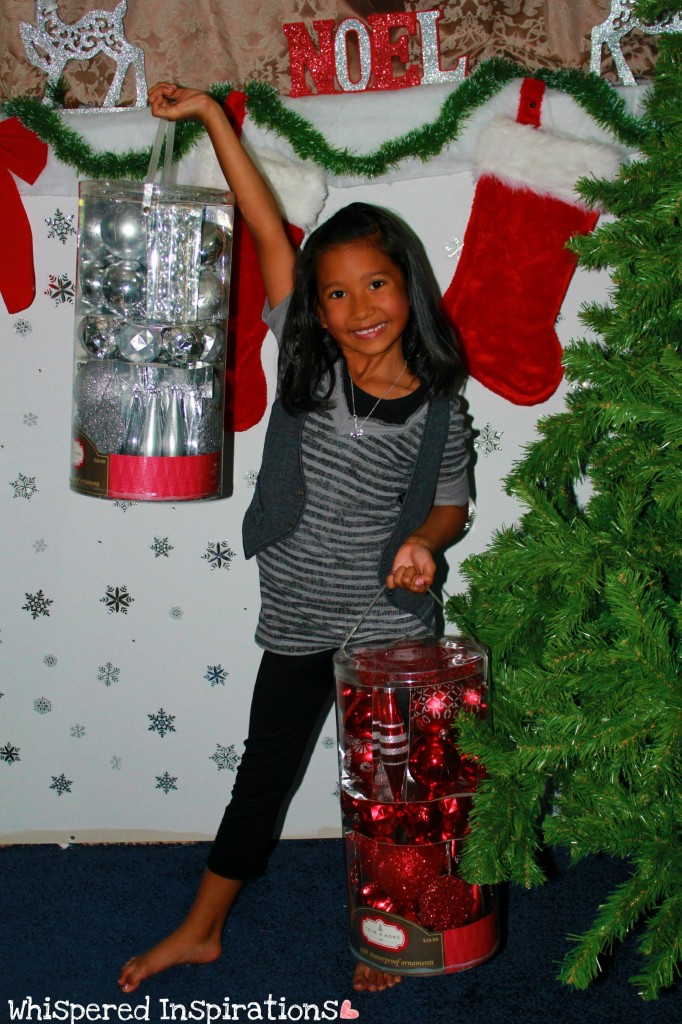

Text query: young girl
(119, 83), (470, 996)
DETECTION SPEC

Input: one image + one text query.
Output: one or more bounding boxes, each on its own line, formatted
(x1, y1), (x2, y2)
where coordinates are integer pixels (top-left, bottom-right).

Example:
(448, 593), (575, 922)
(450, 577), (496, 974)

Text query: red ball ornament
(408, 731), (460, 797)
(402, 801), (443, 844)
(373, 843), (443, 901)
(343, 688), (373, 737)
(418, 875), (476, 931)
(438, 796), (472, 836)
(410, 683), (460, 733)
(358, 801), (401, 837)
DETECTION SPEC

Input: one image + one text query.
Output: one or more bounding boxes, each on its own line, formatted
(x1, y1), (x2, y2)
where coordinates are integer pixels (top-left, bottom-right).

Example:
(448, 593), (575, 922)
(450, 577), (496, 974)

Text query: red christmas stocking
(442, 79), (605, 406)
(223, 92), (304, 432)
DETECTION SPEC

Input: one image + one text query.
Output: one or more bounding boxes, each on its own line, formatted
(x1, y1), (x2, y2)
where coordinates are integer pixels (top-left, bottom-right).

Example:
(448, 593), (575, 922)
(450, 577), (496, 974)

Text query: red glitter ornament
(402, 801), (443, 844)
(373, 843), (443, 901)
(418, 875), (476, 930)
(408, 731), (460, 797)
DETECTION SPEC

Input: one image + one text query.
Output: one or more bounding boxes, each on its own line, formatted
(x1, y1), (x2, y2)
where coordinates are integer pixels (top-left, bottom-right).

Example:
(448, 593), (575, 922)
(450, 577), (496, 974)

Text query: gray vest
(242, 395), (450, 624)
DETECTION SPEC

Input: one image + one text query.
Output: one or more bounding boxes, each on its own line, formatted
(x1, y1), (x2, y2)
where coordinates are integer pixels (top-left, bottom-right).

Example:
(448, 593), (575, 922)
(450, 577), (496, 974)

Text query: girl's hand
(148, 82), (219, 125)
(386, 541), (435, 594)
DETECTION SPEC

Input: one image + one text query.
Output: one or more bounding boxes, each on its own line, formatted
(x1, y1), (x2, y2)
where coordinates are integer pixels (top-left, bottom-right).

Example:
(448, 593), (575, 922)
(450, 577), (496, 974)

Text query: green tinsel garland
(1, 61), (647, 181)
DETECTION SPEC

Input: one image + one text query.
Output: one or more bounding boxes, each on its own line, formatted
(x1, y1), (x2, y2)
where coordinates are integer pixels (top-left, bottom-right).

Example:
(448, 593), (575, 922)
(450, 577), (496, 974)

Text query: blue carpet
(0, 841), (679, 1024)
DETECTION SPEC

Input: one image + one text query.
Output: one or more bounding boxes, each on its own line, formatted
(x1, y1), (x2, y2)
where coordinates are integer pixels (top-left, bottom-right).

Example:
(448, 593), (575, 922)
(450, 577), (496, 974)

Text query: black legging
(207, 648), (337, 880)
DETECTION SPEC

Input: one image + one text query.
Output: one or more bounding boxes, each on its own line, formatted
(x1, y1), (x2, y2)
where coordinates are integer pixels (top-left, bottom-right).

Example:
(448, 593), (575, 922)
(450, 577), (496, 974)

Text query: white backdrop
(0, 97), (615, 845)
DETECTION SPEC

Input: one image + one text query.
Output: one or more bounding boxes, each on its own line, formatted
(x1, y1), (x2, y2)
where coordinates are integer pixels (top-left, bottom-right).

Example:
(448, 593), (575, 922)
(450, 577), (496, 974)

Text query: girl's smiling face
(315, 239), (411, 363)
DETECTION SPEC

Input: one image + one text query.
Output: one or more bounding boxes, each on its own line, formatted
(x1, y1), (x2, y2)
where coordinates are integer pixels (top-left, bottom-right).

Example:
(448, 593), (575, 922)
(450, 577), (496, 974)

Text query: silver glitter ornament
(74, 361), (128, 455)
(161, 326), (203, 367)
(197, 270), (224, 318)
(198, 324), (226, 364)
(19, 1), (147, 110)
(101, 205), (147, 261)
(117, 323), (162, 363)
(200, 222), (226, 267)
(102, 261), (146, 315)
(77, 316), (120, 359)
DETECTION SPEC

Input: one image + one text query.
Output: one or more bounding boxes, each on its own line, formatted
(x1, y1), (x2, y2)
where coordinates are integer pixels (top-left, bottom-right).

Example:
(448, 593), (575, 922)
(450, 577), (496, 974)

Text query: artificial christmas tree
(447, 1), (682, 1000)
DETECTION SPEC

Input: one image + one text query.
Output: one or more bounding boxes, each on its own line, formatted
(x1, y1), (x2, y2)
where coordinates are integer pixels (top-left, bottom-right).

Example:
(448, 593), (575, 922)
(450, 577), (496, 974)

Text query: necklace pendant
(350, 425), (364, 439)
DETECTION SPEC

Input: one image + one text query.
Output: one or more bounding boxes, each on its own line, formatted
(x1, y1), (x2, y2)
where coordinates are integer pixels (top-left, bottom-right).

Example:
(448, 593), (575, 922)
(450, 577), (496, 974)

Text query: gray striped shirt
(254, 301), (470, 655)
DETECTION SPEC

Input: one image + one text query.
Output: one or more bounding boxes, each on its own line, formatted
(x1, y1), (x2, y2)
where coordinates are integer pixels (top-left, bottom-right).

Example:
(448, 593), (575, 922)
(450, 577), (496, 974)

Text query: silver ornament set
(334, 637), (499, 975)
(71, 123), (234, 501)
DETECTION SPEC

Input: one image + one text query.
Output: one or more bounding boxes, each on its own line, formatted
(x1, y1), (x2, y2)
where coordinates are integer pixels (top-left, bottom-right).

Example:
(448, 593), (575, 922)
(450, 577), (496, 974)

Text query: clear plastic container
(334, 636), (498, 975)
(71, 180), (234, 501)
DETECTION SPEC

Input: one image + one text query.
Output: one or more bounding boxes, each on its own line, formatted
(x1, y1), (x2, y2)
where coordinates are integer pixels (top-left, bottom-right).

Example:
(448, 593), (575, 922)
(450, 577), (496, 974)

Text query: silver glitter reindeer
(20, 0), (147, 108)
(590, 0), (682, 86)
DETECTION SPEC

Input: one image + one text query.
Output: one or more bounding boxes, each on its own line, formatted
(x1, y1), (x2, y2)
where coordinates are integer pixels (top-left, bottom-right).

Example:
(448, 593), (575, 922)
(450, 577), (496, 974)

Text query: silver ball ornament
(117, 323), (162, 363)
(197, 270), (224, 318)
(200, 223), (226, 267)
(161, 325), (203, 367)
(100, 203), (147, 260)
(198, 324), (226, 364)
(77, 316), (121, 359)
(78, 259), (109, 312)
(102, 261), (146, 315)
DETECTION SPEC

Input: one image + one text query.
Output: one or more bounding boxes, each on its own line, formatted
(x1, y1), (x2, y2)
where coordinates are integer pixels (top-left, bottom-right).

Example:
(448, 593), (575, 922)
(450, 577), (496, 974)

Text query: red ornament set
(334, 637), (499, 975)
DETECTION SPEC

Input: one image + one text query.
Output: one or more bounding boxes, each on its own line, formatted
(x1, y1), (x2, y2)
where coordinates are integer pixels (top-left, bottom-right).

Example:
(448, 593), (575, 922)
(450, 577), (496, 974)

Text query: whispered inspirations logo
(5, 994), (361, 1021)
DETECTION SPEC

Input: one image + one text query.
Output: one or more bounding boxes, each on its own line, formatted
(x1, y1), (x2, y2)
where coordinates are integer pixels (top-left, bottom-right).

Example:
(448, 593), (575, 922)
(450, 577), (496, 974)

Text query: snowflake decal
(169, 606), (183, 619)
(23, 412), (38, 427)
(156, 771), (178, 794)
(70, 724), (86, 739)
(34, 697), (52, 714)
(113, 500), (137, 512)
(33, 539), (47, 554)
(243, 470), (258, 488)
(101, 585), (134, 614)
(50, 773), (73, 796)
(45, 209), (76, 244)
(445, 235), (464, 260)
(204, 665), (228, 687)
(44, 654), (57, 667)
(10, 473), (39, 499)
(111, 756), (123, 770)
(0, 743), (21, 765)
(98, 661), (120, 686)
(148, 708), (176, 738)
(474, 424), (503, 457)
(151, 536), (173, 558)
(332, 782), (341, 799)
(322, 736), (335, 749)
(13, 318), (32, 337)
(23, 590), (53, 619)
(202, 541), (237, 571)
(210, 743), (241, 772)
(44, 273), (75, 305)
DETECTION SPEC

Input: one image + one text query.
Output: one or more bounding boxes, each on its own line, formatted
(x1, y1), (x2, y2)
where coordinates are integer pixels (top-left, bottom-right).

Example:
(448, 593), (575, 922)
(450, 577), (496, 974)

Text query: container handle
(143, 120), (176, 210)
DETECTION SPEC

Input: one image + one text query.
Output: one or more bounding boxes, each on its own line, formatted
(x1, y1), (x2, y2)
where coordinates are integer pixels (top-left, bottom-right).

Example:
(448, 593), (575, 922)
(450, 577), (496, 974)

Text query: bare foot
(353, 962), (402, 992)
(118, 925), (221, 993)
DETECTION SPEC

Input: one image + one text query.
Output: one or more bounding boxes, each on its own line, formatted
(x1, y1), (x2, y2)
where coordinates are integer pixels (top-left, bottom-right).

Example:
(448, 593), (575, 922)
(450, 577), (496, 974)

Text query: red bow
(0, 118), (48, 313)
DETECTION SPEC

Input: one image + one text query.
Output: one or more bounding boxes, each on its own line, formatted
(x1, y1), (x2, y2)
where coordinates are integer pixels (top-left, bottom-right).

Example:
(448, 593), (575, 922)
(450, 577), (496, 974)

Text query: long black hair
(278, 202), (463, 413)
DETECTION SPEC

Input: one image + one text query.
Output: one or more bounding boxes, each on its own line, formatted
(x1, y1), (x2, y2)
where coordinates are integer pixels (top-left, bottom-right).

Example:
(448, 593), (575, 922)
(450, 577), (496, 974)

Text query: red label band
(108, 452), (221, 501)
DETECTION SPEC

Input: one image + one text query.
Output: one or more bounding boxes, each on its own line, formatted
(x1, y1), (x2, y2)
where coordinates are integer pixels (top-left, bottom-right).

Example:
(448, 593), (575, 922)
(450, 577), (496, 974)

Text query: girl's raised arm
(149, 83), (296, 308)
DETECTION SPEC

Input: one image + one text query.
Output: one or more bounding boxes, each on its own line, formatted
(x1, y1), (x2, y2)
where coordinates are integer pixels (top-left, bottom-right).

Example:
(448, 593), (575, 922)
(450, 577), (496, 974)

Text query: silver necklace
(347, 360), (408, 439)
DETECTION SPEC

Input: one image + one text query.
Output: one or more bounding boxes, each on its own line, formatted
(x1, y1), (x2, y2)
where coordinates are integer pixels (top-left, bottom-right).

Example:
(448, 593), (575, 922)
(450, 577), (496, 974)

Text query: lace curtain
(2, 1), (657, 103)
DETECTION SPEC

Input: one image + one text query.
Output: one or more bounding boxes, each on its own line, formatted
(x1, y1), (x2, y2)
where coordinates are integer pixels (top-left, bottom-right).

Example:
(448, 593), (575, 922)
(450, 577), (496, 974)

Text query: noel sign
(284, 9), (467, 98)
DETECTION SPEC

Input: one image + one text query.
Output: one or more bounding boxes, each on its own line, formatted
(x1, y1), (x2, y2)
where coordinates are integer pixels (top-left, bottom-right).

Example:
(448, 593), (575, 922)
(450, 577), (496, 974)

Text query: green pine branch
(447, 28), (682, 999)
